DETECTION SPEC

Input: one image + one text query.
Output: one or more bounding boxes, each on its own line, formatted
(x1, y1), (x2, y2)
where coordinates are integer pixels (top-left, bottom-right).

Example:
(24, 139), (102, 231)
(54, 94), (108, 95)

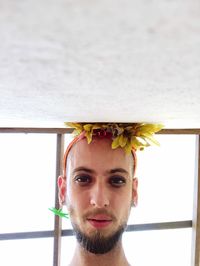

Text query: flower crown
(64, 122), (164, 154)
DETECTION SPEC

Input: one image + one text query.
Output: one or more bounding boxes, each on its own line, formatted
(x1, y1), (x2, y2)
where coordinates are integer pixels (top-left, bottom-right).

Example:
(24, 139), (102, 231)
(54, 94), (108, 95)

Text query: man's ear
(132, 177), (138, 207)
(57, 175), (66, 206)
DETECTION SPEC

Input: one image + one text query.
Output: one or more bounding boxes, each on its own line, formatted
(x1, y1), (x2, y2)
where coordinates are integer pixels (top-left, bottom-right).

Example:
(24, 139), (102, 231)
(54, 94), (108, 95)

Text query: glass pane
(64, 133), (74, 151)
(61, 236), (76, 266)
(0, 134), (56, 232)
(60, 228), (192, 266)
(124, 228), (192, 266)
(0, 238), (53, 266)
(130, 135), (196, 224)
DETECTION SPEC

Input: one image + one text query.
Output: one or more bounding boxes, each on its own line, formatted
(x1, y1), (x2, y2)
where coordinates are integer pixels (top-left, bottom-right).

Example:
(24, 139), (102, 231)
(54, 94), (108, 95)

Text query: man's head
(58, 136), (138, 254)
(57, 122), (163, 254)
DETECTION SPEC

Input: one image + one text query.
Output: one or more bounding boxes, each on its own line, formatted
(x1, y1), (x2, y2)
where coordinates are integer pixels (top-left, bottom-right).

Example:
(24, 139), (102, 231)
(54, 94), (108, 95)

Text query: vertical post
(192, 135), (200, 266)
(53, 134), (64, 266)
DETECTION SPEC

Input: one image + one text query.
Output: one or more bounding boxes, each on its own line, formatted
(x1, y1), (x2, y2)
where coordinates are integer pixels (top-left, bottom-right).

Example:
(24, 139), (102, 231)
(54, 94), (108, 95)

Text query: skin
(58, 137), (138, 266)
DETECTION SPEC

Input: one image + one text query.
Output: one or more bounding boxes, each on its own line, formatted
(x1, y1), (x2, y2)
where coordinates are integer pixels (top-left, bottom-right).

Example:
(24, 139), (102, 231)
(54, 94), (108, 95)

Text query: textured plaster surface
(0, 0), (200, 128)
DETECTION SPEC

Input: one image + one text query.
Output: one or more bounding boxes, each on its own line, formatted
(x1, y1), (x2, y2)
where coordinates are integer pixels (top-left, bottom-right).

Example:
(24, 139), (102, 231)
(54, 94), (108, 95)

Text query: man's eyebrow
(107, 168), (129, 175)
(71, 167), (129, 176)
(72, 167), (96, 175)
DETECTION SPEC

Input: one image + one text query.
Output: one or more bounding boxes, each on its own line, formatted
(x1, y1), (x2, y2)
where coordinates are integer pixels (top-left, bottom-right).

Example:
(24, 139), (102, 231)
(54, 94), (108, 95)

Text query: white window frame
(0, 127), (199, 266)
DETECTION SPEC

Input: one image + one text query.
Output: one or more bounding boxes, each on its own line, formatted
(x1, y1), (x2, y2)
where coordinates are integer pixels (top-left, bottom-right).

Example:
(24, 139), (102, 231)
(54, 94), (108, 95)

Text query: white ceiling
(0, 0), (200, 128)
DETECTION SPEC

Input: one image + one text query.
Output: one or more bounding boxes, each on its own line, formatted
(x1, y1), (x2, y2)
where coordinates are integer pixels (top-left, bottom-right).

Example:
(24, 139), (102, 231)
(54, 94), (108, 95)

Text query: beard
(71, 221), (127, 254)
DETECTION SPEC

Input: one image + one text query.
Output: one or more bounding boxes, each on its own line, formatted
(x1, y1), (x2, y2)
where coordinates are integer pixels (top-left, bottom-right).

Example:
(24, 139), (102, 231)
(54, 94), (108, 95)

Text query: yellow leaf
(136, 124), (164, 134)
(85, 131), (92, 144)
(92, 124), (102, 130)
(124, 142), (132, 154)
(138, 138), (151, 147)
(83, 124), (93, 132)
(112, 136), (120, 149)
(64, 122), (83, 135)
(119, 135), (127, 147)
(130, 136), (146, 150)
(141, 134), (160, 146)
(65, 122), (82, 129)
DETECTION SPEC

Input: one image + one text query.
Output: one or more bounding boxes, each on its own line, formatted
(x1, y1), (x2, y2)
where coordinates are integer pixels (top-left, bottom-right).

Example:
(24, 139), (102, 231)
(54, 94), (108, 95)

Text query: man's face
(64, 137), (138, 253)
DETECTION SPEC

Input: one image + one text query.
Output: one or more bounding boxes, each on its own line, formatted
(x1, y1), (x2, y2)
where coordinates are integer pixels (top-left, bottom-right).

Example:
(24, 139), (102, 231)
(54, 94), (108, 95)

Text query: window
(131, 134), (195, 224)
(0, 238), (53, 266)
(0, 133), (56, 265)
(0, 128), (199, 266)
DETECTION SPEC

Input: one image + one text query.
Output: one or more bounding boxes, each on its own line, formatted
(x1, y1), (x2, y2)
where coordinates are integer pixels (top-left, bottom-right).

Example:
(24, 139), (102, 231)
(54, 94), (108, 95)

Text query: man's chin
(72, 222), (126, 254)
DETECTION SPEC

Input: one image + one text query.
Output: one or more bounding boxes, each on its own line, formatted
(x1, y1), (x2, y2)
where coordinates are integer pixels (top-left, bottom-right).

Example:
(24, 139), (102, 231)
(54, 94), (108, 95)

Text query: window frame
(0, 127), (199, 266)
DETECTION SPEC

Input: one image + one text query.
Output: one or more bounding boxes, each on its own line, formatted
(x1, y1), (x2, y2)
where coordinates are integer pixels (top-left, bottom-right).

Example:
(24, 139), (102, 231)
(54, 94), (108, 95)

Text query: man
(57, 123), (163, 266)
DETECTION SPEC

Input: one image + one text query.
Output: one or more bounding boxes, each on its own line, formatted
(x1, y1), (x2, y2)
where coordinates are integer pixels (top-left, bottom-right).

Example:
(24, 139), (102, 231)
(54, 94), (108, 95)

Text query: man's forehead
(68, 137), (126, 158)
(67, 137), (133, 172)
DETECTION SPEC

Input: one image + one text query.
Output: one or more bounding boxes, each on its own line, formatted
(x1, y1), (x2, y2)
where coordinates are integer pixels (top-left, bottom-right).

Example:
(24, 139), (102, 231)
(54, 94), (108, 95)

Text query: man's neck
(69, 241), (130, 266)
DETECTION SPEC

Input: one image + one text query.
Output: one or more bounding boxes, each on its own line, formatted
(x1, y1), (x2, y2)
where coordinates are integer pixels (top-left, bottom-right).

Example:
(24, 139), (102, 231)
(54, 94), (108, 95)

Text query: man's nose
(90, 181), (109, 208)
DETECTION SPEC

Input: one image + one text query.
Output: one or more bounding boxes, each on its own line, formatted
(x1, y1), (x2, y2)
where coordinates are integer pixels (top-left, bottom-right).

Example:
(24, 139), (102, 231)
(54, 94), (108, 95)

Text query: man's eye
(75, 175), (91, 185)
(109, 176), (126, 187)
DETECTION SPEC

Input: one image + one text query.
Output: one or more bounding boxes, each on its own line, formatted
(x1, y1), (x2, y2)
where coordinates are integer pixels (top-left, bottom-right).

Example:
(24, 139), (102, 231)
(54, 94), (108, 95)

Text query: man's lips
(88, 214), (112, 221)
(87, 214), (112, 228)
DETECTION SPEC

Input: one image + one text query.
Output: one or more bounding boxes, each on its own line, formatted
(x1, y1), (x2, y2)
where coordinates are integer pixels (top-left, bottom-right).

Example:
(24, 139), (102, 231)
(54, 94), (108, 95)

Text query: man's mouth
(87, 215), (113, 228)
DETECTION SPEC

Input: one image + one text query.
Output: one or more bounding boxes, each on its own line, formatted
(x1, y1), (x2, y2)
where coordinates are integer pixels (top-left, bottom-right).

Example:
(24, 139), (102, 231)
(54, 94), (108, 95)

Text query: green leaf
(49, 207), (69, 219)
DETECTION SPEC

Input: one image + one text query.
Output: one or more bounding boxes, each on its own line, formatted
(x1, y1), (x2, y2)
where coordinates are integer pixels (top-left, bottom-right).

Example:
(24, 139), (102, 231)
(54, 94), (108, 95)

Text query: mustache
(83, 208), (116, 221)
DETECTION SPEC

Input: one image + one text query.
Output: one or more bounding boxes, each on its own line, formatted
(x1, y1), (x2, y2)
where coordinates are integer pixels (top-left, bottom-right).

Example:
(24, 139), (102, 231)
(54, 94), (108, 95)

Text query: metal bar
(0, 220), (192, 241)
(53, 134), (64, 266)
(0, 128), (73, 134)
(191, 135), (200, 266)
(0, 230), (54, 240)
(0, 127), (200, 135)
(126, 220), (192, 232)
(158, 129), (200, 135)
(61, 220), (192, 236)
